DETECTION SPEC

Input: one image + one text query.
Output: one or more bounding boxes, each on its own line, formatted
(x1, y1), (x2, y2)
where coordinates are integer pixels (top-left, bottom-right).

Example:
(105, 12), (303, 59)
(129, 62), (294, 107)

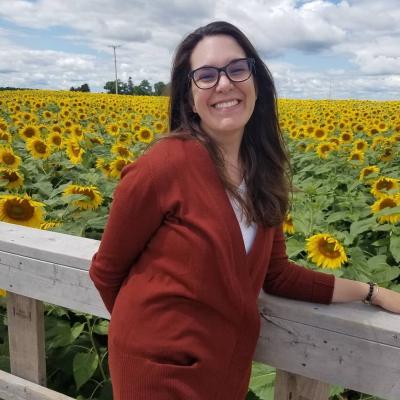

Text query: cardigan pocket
(109, 348), (206, 400)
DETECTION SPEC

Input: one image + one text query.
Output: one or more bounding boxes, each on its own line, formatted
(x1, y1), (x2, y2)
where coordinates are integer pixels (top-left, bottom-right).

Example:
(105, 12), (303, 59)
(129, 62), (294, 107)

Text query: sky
(0, 0), (399, 100)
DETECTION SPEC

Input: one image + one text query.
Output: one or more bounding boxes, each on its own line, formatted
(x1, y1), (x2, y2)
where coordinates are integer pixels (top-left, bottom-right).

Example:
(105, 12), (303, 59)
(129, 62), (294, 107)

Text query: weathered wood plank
(0, 222), (98, 269)
(260, 292), (400, 347)
(0, 369), (74, 400)
(6, 293), (46, 386)
(254, 305), (400, 400)
(0, 251), (108, 318)
(274, 370), (330, 400)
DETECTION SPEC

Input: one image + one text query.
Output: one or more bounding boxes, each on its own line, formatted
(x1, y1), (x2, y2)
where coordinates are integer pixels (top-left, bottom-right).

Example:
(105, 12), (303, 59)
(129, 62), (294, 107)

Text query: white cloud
(0, 0), (399, 98)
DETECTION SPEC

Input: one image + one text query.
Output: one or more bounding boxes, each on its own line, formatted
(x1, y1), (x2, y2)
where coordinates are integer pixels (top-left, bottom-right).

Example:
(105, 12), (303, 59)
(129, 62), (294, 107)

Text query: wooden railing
(0, 221), (399, 400)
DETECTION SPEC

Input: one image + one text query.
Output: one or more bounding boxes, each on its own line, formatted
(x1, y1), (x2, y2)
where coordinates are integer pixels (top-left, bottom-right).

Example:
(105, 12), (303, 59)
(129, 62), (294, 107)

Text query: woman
(89, 21), (400, 400)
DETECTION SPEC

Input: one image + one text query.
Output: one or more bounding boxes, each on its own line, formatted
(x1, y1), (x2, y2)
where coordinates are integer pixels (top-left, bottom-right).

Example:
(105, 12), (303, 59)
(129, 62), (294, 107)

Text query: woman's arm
(332, 277), (400, 313)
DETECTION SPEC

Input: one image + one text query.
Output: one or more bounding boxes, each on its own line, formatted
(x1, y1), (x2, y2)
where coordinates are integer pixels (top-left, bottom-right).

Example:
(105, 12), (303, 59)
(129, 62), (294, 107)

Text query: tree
(70, 83), (90, 92)
(127, 77), (134, 95)
(153, 81), (166, 96)
(134, 79), (152, 96)
(104, 80), (124, 94)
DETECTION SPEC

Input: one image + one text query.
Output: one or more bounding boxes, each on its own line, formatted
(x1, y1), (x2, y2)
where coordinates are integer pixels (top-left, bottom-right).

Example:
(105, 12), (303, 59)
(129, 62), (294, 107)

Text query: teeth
(214, 100), (239, 109)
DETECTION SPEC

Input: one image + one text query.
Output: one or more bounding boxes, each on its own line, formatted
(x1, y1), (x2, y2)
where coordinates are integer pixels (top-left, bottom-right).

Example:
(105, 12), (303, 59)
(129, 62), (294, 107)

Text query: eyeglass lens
(193, 59), (252, 89)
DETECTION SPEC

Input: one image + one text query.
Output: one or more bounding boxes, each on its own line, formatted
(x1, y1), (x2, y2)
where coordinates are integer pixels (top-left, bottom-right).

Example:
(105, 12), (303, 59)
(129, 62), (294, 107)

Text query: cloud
(0, 0), (399, 98)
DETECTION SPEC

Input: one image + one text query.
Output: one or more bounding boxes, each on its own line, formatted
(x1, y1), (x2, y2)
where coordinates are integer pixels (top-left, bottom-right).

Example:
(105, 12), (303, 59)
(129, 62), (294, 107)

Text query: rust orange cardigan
(89, 136), (335, 400)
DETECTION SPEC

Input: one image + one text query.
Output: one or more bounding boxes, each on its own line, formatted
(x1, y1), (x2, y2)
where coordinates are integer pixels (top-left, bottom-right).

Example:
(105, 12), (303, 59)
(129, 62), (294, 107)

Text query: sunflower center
(52, 136), (62, 145)
(5, 199), (34, 220)
(141, 130), (151, 139)
(318, 239), (340, 259)
(3, 153), (16, 165)
(321, 145), (330, 153)
(23, 127), (36, 138)
(4, 171), (18, 182)
(71, 144), (81, 157)
(81, 189), (95, 200)
(34, 141), (47, 154)
(116, 160), (127, 171)
(379, 198), (397, 209)
(377, 180), (393, 190)
(118, 147), (129, 157)
(363, 169), (373, 176)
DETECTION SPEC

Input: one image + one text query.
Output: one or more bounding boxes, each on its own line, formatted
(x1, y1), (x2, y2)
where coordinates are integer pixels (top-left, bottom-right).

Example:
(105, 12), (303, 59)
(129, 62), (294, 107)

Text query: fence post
(274, 369), (330, 400)
(6, 292), (46, 386)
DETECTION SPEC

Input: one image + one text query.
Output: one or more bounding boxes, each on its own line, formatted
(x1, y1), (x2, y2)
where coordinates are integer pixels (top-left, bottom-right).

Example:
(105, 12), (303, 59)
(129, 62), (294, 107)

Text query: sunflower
(313, 127), (328, 141)
(47, 132), (64, 149)
(40, 220), (62, 230)
(0, 148), (21, 169)
(283, 214), (295, 235)
(353, 139), (368, 152)
(111, 143), (133, 159)
(348, 150), (364, 163)
(359, 166), (380, 185)
(106, 123), (120, 136)
(95, 157), (111, 176)
(138, 127), (154, 143)
(0, 194), (45, 228)
(316, 142), (335, 159)
(0, 118), (7, 131)
(371, 195), (400, 224)
(379, 146), (394, 162)
(19, 124), (40, 141)
(63, 184), (103, 210)
(153, 121), (167, 135)
(117, 132), (132, 145)
(371, 177), (399, 198)
(0, 168), (24, 189)
(306, 233), (347, 269)
(0, 130), (11, 144)
(26, 138), (52, 160)
(65, 138), (84, 164)
(109, 157), (131, 179)
(339, 131), (353, 144)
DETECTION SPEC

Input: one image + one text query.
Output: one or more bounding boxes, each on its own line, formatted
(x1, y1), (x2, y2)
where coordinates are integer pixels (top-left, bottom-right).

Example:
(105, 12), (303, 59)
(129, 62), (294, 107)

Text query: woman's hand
(372, 286), (400, 314)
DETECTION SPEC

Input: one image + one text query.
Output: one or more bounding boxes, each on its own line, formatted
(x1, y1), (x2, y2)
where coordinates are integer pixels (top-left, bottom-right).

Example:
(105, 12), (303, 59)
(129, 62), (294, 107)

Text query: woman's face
(189, 35), (257, 144)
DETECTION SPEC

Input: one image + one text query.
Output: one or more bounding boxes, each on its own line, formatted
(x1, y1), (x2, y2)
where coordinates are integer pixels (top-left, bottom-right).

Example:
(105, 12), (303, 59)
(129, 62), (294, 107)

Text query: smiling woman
(88, 20), (400, 400)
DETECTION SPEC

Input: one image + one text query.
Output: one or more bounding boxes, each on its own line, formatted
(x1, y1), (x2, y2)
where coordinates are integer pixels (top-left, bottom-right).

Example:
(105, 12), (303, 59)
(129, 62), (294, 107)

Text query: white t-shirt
(227, 179), (257, 254)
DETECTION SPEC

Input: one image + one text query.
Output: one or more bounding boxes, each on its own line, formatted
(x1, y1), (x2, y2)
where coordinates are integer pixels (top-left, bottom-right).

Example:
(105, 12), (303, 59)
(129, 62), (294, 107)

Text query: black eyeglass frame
(188, 57), (256, 89)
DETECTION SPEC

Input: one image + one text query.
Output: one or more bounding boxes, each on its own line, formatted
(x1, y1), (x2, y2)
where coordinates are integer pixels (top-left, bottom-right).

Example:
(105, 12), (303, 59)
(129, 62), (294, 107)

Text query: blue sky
(0, 0), (399, 99)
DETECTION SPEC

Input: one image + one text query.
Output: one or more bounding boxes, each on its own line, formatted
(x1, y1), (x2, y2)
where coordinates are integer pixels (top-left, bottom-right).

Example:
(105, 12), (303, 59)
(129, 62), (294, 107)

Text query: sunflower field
(0, 90), (399, 400)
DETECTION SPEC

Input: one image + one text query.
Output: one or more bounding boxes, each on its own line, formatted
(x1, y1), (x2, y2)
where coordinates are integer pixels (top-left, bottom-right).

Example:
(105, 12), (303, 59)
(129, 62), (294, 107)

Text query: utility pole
(108, 45), (121, 94)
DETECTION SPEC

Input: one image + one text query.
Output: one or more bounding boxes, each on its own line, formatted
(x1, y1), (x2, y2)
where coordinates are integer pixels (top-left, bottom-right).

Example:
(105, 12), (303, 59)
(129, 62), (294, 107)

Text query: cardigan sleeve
(262, 225), (335, 304)
(89, 155), (164, 314)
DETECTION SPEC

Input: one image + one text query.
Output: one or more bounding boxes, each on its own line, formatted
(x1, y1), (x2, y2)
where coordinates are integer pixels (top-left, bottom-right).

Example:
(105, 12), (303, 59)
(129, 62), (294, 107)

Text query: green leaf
(390, 235), (400, 263)
(249, 362), (275, 400)
(372, 267), (400, 284)
(349, 217), (377, 238)
(325, 211), (350, 224)
(73, 351), (99, 390)
(45, 318), (75, 350)
(286, 237), (305, 259)
(71, 322), (85, 340)
(93, 319), (109, 335)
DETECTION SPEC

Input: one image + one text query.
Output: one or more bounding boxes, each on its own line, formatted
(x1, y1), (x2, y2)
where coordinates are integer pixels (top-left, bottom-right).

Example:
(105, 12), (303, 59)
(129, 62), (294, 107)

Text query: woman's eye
(197, 71), (216, 81)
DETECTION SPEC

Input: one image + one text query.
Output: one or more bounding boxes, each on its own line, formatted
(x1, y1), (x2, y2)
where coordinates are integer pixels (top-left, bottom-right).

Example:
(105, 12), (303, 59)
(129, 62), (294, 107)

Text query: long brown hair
(156, 21), (291, 228)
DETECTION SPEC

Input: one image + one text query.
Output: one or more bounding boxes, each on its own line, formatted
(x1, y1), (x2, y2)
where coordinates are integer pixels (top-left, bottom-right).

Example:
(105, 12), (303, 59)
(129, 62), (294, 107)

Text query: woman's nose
(216, 72), (233, 91)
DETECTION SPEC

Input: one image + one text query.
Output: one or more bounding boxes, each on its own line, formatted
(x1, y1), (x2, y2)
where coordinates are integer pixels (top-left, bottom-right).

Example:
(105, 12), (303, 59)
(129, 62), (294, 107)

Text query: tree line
(70, 78), (169, 96)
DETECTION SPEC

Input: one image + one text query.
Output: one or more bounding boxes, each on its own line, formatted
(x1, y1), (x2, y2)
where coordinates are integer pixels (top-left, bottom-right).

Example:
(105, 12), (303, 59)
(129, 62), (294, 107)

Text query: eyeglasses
(189, 58), (255, 89)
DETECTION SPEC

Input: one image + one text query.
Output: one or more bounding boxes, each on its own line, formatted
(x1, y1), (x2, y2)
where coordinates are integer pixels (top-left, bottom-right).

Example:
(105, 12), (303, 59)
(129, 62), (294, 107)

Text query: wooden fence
(0, 221), (399, 400)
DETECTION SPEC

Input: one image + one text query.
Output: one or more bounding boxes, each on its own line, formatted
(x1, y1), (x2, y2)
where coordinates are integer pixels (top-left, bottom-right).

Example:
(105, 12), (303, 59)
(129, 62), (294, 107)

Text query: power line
(108, 45), (121, 94)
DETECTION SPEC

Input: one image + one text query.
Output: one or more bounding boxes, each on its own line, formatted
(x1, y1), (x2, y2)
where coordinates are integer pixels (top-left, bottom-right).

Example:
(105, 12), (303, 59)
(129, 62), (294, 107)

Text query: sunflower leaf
(390, 235), (400, 263)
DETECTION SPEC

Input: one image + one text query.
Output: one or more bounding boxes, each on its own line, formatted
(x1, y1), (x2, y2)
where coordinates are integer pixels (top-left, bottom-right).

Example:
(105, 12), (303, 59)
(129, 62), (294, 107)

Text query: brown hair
(155, 21), (291, 228)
